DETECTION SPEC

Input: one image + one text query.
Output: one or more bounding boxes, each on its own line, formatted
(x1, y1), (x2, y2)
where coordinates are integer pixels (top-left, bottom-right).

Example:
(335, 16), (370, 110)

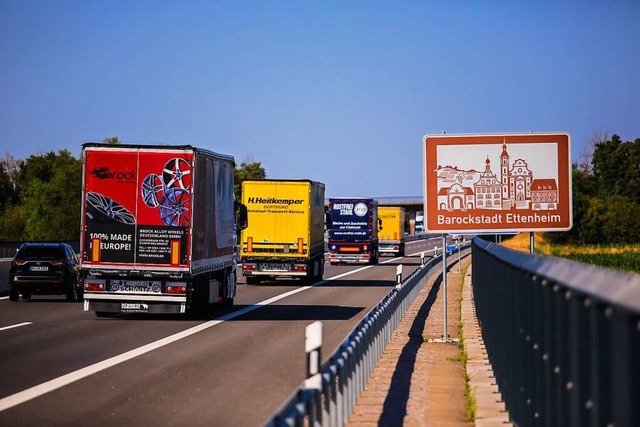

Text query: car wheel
(9, 285), (19, 302)
(246, 277), (261, 285)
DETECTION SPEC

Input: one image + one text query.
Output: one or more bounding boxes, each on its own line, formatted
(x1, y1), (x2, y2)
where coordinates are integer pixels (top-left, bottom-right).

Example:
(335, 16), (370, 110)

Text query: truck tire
(315, 258), (324, 281)
(9, 285), (19, 301)
(95, 311), (113, 318)
(246, 277), (261, 285)
(66, 280), (79, 302)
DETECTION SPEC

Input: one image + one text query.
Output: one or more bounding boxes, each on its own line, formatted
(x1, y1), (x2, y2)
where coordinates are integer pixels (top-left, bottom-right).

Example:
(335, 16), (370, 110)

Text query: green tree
(601, 195), (640, 243)
(548, 133), (640, 245)
(592, 135), (640, 203)
(545, 164), (593, 244)
(104, 136), (120, 144)
(0, 161), (17, 211)
(13, 150), (83, 241)
(234, 160), (266, 201)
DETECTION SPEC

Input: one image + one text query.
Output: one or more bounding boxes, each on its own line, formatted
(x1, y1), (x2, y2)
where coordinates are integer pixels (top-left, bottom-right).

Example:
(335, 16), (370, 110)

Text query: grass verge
(457, 263), (475, 422)
(501, 233), (640, 274)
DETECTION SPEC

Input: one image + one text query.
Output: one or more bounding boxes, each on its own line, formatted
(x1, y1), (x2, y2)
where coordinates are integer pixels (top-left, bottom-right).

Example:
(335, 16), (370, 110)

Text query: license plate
(260, 263), (290, 272)
(30, 266), (49, 271)
(113, 280), (157, 293)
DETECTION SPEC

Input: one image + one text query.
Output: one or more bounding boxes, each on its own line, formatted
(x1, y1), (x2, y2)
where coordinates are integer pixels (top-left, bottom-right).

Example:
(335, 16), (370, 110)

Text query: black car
(9, 242), (82, 302)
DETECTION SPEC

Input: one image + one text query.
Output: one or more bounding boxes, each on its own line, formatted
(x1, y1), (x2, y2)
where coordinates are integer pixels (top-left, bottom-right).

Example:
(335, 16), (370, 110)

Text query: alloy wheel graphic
(159, 188), (190, 226)
(163, 158), (191, 190)
(141, 174), (164, 208)
(86, 192), (135, 225)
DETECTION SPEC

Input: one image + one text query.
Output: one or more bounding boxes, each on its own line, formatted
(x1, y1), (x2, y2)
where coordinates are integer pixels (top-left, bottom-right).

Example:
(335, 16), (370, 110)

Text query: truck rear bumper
(378, 249), (400, 255)
(243, 271), (307, 277)
(84, 294), (187, 314)
(241, 259), (309, 277)
(329, 254), (371, 264)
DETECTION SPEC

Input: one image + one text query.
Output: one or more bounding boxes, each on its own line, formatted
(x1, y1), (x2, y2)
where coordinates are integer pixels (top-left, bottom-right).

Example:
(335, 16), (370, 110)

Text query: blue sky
(1, 1), (639, 198)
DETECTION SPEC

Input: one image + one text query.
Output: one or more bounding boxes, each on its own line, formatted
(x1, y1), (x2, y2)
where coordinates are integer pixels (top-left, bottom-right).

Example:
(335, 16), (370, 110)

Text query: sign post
(424, 132), (571, 343)
(441, 234), (448, 340)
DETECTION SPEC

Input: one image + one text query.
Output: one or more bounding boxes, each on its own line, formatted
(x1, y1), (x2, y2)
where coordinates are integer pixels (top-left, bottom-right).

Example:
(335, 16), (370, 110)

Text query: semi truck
(240, 179), (326, 285)
(327, 198), (380, 265)
(378, 206), (406, 256)
(79, 143), (247, 317)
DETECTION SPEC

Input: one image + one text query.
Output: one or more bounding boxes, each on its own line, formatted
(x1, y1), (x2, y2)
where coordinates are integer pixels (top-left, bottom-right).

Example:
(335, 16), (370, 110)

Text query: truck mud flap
(86, 300), (186, 314)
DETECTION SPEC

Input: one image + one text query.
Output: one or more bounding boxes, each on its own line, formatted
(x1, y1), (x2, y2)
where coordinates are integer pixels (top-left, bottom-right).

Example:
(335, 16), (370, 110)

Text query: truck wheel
(66, 281), (79, 302)
(21, 292), (31, 300)
(222, 297), (234, 308)
(95, 311), (112, 318)
(9, 285), (19, 301)
(246, 277), (261, 285)
(314, 258), (324, 281)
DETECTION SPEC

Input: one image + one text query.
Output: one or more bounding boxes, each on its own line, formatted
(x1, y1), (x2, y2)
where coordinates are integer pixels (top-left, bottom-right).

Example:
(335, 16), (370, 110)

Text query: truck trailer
(240, 179), (326, 285)
(327, 198), (380, 264)
(80, 143), (247, 317)
(378, 206), (406, 256)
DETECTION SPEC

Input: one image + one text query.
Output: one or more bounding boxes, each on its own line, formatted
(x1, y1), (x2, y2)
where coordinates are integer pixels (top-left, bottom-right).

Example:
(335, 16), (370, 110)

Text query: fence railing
(264, 244), (471, 426)
(472, 237), (640, 427)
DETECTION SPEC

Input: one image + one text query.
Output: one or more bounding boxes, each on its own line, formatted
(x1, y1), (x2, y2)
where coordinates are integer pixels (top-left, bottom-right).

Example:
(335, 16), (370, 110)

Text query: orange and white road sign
(422, 132), (572, 233)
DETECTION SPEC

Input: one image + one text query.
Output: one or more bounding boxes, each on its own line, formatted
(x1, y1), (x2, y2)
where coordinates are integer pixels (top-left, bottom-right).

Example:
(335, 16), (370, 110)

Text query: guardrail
(472, 237), (640, 427)
(264, 243), (471, 426)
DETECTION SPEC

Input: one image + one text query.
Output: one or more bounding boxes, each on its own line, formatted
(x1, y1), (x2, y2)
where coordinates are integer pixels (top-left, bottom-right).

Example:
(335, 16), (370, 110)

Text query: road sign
(422, 132), (572, 233)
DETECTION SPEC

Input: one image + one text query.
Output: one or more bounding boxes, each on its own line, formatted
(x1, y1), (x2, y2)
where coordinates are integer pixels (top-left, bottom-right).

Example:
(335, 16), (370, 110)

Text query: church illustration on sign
(436, 142), (559, 212)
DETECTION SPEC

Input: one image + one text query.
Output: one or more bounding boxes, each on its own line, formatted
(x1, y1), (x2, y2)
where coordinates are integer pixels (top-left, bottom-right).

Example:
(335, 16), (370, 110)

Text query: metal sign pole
(457, 236), (461, 272)
(442, 234), (448, 340)
(530, 231), (535, 254)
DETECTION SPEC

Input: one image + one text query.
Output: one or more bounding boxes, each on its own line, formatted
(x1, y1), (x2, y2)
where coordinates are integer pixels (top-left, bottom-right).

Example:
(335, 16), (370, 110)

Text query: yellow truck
(240, 179), (326, 285)
(378, 206), (406, 256)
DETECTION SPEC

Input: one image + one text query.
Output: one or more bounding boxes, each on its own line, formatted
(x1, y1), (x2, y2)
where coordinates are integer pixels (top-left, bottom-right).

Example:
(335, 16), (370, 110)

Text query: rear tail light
(167, 285), (186, 294)
(11, 258), (26, 267)
(242, 264), (256, 271)
(294, 264), (306, 272)
(85, 282), (105, 292)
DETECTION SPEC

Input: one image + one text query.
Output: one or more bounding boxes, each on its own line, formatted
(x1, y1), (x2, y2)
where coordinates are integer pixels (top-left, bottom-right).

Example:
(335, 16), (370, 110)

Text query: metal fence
(264, 244), (471, 427)
(472, 237), (640, 427)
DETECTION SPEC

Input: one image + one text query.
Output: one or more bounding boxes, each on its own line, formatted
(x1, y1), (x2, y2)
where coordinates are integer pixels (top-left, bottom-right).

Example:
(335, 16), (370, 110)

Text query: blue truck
(327, 198), (381, 265)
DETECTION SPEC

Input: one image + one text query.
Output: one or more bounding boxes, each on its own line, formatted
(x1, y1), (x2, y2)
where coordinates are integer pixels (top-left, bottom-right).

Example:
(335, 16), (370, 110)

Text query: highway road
(0, 237), (443, 427)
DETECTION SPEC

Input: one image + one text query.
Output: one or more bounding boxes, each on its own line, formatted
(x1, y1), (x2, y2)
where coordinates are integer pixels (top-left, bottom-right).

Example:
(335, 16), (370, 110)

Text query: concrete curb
(461, 265), (512, 426)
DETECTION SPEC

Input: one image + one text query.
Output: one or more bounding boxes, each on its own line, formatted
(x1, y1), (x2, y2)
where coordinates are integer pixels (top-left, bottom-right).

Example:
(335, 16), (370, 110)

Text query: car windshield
(16, 247), (65, 260)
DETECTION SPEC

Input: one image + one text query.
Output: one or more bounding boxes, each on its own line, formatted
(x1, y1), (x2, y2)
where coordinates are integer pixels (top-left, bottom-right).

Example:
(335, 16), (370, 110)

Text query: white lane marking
(0, 322), (32, 332)
(0, 297), (9, 301)
(0, 263), (380, 412)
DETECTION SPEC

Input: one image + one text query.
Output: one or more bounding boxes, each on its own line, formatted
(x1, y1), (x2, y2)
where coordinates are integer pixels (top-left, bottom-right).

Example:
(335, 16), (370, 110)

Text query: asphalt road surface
(0, 237), (443, 427)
